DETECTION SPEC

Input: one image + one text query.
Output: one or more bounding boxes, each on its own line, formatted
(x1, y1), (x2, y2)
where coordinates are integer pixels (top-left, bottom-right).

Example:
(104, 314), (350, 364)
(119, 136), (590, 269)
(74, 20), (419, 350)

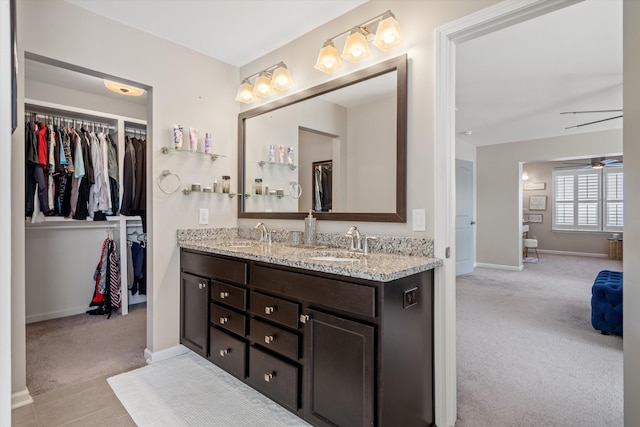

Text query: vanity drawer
(249, 318), (299, 360)
(211, 281), (247, 310)
(208, 326), (247, 379)
(250, 292), (299, 329)
(252, 265), (376, 318)
(181, 251), (248, 285)
(210, 303), (246, 337)
(248, 346), (299, 411)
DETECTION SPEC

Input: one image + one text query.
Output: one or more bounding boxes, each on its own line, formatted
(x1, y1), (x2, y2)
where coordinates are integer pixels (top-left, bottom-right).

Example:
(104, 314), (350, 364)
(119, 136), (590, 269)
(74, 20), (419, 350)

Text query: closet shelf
(161, 147), (225, 161)
(244, 193), (288, 199)
(182, 188), (236, 198)
(258, 160), (297, 171)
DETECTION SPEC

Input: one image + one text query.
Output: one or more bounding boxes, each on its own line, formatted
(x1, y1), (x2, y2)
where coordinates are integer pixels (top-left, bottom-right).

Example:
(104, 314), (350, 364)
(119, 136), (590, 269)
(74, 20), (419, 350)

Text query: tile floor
(12, 368), (138, 427)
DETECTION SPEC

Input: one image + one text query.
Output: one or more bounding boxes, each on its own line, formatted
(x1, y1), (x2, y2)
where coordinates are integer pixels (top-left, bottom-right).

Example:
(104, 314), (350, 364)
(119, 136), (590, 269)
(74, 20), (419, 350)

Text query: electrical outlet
(199, 208), (209, 225)
(403, 287), (418, 309)
(412, 208), (426, 231)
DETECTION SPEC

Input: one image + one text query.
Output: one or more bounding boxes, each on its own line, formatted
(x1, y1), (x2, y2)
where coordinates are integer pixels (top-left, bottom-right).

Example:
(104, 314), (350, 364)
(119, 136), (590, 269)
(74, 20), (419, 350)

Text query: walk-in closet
(23, 57), (149, 395)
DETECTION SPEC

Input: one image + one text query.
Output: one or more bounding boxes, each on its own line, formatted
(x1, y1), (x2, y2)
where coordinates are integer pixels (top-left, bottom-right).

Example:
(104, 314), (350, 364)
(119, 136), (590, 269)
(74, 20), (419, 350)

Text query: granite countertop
(178, 238), (442, 282)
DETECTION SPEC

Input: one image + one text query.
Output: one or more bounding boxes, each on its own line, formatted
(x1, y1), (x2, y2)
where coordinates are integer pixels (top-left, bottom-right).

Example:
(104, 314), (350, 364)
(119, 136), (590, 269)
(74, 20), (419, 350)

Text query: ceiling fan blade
(560, 110), (623, 114)
(565, 115), (623, 130)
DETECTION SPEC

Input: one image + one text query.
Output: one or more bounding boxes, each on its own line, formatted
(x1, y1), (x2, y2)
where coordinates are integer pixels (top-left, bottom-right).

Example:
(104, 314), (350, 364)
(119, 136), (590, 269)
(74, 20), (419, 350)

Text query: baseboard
(144, 345), (190, 365)
(12, 388), (33, 409)
(475, 262), (524, 271)
(537, 249), (608, 258)
(128, 293), (147, 305)
(26, 306), (88, 324)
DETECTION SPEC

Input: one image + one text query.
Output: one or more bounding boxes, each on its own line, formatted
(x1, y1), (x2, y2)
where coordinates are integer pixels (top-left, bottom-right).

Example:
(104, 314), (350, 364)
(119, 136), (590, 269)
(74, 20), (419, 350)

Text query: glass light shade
(253, 72), (275, 98)
(342, 28), (371, 63)
(104, 80), (145, 97)
(271, 65), (293, 92)
(372, 13), (403, 51)
(314, 41), (343, 73)
(235, 80), (256, 103)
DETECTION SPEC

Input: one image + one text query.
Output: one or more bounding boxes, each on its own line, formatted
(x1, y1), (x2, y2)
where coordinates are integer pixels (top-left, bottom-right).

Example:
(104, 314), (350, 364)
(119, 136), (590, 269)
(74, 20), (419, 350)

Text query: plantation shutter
(604, 168), (623, 230)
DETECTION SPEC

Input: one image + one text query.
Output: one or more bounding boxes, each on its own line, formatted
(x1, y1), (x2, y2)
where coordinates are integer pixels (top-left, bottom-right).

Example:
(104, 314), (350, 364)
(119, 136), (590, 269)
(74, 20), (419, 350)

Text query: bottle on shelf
(255, 178), (262, 195)
(222, 176), (230, 194)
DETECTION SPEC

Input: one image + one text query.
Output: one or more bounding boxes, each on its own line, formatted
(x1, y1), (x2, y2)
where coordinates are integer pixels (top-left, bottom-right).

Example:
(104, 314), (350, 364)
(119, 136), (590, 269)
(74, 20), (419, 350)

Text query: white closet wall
(25, 100), (146, 323)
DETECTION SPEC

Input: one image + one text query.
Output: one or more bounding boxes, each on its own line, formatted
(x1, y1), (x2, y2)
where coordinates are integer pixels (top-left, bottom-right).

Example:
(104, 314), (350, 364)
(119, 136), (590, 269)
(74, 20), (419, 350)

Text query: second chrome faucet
(346, 226), (376, 254)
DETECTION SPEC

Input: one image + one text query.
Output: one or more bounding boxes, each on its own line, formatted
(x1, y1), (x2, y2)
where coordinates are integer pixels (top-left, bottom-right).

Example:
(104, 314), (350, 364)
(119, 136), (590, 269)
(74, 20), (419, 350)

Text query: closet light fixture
(104, 80), (145, 97)
(235, 62), (294, 104)
(314, 9), (403, 73)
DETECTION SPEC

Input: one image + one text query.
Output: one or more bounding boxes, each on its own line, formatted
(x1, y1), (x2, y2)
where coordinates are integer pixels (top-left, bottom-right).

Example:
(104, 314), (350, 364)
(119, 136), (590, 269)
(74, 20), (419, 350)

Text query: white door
(456, 159), (474, 275)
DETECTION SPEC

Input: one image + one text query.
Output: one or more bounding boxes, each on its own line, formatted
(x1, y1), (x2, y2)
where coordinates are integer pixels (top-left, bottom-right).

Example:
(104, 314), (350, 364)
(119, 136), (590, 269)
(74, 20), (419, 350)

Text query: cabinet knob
(220, 291), (229, 299)
(264, 372), (275, 382)
(220, 316), (229, 325)
(264, 306), (275, 315)
(198, 283), (206, 290)
(219, 349), (229, 357)
(264, 335), (275, 344)
(299, 314), (309, 324)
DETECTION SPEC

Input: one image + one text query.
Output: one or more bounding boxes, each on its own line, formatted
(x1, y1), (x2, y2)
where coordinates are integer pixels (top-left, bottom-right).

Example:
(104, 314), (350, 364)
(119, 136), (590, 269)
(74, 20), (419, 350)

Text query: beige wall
(624, 0), (640, 425)
(477, 128), (622, 267)
(522, 160), (621, 255)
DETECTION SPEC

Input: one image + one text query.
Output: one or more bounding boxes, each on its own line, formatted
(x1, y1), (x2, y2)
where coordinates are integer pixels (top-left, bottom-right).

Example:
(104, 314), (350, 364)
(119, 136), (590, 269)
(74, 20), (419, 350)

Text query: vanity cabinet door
(304, 308), (375, 427)
(180, 272), (209, 357)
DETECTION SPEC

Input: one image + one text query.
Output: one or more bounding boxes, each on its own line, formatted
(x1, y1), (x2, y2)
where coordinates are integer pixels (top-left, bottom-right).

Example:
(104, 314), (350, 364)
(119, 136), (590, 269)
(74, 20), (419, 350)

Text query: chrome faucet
(346, 226), (377, 254)
(255, 222), (271, 243)
(346, 226), (362, 251)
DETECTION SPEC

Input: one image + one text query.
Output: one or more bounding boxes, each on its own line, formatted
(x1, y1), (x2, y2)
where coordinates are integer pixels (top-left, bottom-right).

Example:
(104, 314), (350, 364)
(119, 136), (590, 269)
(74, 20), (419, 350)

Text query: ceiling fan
(561, 109), (623, 129)
(561, 157), (623, 169)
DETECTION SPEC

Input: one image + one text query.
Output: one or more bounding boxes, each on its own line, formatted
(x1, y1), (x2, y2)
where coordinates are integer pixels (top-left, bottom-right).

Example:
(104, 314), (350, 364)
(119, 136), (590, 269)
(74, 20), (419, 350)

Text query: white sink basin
(308, 256), (361, 262)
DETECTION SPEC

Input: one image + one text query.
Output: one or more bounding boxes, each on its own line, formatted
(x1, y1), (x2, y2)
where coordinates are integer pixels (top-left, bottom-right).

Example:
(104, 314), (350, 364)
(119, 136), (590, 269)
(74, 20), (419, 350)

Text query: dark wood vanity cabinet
(180, 248), (434, 426)
(180, 272), (209, 357)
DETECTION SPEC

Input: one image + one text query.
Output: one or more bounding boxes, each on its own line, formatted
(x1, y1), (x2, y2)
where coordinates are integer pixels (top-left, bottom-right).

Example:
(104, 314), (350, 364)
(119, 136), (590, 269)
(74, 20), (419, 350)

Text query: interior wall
(477, 128), (622, 267)
(1, 0), (14, 422)
(236, 0), (498, 235)
(623, 0), (640, 424)
(13, 0), (239, 403)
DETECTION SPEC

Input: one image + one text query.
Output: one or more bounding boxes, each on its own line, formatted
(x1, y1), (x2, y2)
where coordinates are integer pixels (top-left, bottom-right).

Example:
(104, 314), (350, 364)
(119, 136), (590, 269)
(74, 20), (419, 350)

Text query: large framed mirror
(238, 54), (407, 222)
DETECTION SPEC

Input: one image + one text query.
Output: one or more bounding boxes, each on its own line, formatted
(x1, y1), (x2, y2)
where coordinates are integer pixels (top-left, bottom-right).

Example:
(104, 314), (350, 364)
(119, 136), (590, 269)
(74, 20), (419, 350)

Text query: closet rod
(26, 224), (119, 231)
(25, 111), (116, 132)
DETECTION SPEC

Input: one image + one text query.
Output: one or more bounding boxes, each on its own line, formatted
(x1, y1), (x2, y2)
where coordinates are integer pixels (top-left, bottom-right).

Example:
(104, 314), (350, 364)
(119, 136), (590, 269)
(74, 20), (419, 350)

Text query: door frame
(433, 1), (582, 425)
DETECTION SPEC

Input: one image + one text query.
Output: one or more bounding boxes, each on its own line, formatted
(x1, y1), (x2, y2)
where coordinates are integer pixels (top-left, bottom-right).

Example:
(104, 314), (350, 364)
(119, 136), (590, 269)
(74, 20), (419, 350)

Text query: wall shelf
(182, 188), (236, 198)
(258, 160), (297, 171)
(161, 146), (225, 161)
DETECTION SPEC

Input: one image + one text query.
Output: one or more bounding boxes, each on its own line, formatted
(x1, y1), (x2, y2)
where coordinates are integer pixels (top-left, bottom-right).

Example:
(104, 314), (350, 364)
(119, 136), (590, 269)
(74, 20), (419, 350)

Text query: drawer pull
(219, 348), (229, 357)
(220, 291), (229, 299)
(299, 314), (309, 324)
(264, 372), (275, 382)
(264, 306), (275, 315)
(220, 316), (229, 325)
(264, 335), (275, 344)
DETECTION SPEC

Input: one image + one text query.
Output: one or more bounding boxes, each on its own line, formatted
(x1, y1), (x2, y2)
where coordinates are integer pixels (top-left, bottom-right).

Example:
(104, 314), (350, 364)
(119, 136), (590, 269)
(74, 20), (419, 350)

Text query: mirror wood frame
(238, 54), (407, 222)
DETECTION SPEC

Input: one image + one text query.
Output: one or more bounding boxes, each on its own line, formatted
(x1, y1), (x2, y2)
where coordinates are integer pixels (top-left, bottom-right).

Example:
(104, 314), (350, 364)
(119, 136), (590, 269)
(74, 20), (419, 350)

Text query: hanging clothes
(87, 237), (121, 318)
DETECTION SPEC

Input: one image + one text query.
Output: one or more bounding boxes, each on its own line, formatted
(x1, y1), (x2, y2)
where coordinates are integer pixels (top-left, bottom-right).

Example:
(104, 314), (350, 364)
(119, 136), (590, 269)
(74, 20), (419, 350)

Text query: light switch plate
(412, 208), (426, 231)
(199, 208), (209, 225)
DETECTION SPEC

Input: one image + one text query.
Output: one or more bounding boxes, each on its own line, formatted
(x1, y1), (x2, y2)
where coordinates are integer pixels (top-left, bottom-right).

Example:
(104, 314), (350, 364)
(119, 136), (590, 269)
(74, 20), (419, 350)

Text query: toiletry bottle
(213, 179), (218, 193)
(204, 132), (212, 154)
(268, 145), (276, 162)
(222, 176), (230, 193)
(255, 178), (262, 195)
(304, 209), (317, 247)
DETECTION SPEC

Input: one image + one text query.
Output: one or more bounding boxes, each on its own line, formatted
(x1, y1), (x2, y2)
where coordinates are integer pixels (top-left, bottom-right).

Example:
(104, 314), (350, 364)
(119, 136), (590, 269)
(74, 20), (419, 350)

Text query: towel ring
(157, 170), (181, 194)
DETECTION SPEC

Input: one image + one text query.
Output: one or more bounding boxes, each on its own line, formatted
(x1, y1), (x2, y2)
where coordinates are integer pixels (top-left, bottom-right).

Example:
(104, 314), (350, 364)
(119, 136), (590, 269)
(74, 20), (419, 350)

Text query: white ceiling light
(103, 80), (145, 96)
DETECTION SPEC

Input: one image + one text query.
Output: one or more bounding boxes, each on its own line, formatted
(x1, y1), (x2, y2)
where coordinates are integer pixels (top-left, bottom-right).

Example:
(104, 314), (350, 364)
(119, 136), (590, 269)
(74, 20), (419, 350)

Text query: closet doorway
(23, 56), (151, 396)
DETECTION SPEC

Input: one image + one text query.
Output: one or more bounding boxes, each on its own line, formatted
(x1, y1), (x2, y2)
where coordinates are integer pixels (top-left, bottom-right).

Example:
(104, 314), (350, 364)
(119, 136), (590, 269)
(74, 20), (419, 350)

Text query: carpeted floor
(108, 352), (311, 426)
(26, 302), (147, 396)
(456, 254), (623, 426)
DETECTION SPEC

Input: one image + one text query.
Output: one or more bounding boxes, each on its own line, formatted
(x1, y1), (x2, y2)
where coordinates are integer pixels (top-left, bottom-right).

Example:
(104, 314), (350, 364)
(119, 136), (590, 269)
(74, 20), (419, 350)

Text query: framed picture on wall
(529, 195), (547, 211)
(523, 213), (543, 223)
(524, 182), (546, 190)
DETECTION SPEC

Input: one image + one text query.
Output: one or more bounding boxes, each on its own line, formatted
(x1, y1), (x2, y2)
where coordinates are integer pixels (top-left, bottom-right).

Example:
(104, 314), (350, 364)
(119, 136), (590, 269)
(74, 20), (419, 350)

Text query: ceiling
(27, 0), (622, 148)
(456, 0), (622, 146)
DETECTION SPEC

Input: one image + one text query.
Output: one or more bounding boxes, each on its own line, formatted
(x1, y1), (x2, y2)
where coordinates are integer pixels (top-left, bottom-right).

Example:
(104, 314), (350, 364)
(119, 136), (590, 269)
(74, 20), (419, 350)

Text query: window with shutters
(552, 167), (623, 232)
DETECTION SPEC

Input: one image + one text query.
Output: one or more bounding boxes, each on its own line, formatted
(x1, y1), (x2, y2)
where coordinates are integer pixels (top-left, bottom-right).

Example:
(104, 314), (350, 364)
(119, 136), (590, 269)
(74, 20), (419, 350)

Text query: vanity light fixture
(314, 9), (403, 73)
(235, 62), (294, 104)
(522, 171), (530, 181)
(104, 80), (145, 97)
